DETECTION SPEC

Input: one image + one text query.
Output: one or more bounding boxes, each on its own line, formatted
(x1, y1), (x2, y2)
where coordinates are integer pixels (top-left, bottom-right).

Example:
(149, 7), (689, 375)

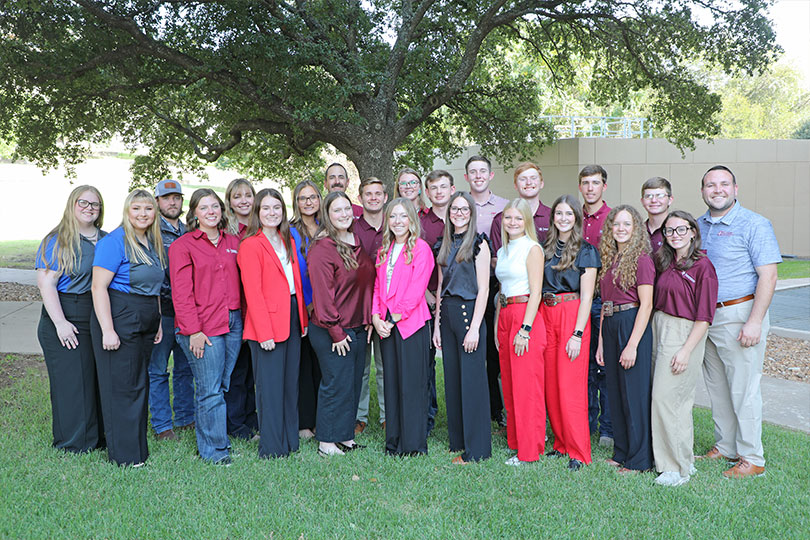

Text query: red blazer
(238, 232), (308, 343)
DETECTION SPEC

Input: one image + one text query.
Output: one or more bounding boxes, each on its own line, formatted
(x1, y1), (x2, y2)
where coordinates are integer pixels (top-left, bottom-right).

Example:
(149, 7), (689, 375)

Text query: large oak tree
(0, 0), (778, 188)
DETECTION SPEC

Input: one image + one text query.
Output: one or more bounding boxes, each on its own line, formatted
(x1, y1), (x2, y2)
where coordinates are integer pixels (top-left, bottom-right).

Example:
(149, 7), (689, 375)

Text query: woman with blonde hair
(91, 189), (166, 466)
(394, 168), (427, 216)
(494, 198), (547, 466)
(596, 204), (655, 473)
(37, 185), (106, 454)
(372, 198), (434, 456)
(224, 177), (259, 440)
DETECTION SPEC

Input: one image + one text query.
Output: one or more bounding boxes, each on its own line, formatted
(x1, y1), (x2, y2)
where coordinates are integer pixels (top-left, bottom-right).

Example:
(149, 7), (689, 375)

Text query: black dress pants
(38, 292), (104, 453)
(250, 297), (301, 458)
(91, 290), (159, 466)
(602, 308), (653, 471)
(484, 276), (504, 422)
(225, 341), (258, 439)
(297, 335), (321, 431)
(440, 297), (492, 461)
(382, 324), (430, 456)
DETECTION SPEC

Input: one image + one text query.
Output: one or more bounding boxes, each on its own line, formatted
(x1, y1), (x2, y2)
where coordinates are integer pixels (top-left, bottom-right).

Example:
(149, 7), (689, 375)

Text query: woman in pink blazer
(372, 198), (435, 456)
(238, 188), (308, 458)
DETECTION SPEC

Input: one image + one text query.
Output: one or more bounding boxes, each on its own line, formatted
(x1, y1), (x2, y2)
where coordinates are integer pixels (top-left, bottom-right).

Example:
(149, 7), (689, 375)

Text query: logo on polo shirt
(718, 231), (734, 237)
(680, 271), (696, 283)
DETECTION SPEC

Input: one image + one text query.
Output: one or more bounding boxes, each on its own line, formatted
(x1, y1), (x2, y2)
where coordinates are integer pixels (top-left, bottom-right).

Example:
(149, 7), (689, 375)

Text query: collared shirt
(646, 219), (664, 254)
(600, 253), (655, 305)
(93, 227), (164, 296)
(583, 201), (611, 247)
(654, 256), (718, 323)
(354, 214), (384, 263)
(158, 216), (186, 316)
(474, 192), (509, 236)
(420, 208), (445, 293)
(352, 203), (364, 219)
(698, 201), (781, 302)
(36, 230), (108, 294)
(169, 229), (242, 336)
(490, 199), (551, 253)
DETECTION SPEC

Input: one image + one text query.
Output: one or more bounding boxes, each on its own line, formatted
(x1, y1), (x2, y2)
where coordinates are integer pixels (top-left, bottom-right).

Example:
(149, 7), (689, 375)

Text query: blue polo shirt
(35, 231), (108, 294)
(93, 226), (164, 296)
(698, 201), (781, 303)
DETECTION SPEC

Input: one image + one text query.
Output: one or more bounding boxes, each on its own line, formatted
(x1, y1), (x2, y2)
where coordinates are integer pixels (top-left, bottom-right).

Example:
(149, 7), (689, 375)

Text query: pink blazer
(372, 237), (434, 339)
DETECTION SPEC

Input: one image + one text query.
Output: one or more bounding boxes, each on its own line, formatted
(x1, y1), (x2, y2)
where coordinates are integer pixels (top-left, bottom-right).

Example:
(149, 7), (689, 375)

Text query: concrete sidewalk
(2, 268), (809, 434)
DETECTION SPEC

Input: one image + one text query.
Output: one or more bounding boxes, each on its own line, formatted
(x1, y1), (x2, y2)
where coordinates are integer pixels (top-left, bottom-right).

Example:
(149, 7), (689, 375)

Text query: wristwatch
(521, 324), (532, 333)
(572, 329), (584, 338)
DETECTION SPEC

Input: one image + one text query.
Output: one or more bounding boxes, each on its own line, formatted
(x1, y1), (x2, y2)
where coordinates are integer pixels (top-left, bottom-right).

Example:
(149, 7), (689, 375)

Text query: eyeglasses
(663, 225), (691, 237)
(77, 199), (102, 210)
(297, 195), (319, 204)
(399, 181), (419, 188)
(643, 193), (670, 201)
(449, 206), (470, 215)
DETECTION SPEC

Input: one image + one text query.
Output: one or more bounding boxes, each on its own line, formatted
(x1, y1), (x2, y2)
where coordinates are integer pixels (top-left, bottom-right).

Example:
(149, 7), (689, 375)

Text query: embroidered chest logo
(680, 271), (696, 283)
(717, 231), (734, 237)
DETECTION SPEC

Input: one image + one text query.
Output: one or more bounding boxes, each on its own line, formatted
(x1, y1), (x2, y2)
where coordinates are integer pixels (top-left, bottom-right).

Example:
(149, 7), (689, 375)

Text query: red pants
(542, 300), (592, 464)
(498, 302), (546, 462)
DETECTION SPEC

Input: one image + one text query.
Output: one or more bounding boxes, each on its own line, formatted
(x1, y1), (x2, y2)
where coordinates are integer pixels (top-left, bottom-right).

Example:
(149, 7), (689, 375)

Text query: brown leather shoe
(354, 421), (366, 434)
(723, 459), (765, 479)
(699, 446), (739, 462)
(157, 429), (179, 441)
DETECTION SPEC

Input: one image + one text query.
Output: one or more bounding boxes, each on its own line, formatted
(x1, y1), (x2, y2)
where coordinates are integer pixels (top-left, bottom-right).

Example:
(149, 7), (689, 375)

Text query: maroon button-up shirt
(646, 219), (665, 254)
(169, 229), (242, 337)
(308, 236), (375, 343)
(489, 200), (551, 253)
(583, 201), (611, 248)
(354, 214), (384, 263)
(420, 208), (445, 293)
(654, 255), (718, 323)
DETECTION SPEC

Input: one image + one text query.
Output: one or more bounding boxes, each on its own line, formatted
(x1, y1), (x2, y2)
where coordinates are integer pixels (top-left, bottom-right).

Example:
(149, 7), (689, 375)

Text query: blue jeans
(588, 297), (612, 437)
(148, 315), (194, 433)
(176, 310), (243, 462)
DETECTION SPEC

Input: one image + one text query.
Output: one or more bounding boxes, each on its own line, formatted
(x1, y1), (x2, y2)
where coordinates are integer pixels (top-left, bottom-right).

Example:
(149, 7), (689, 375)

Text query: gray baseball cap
(155, 180), (183, 197)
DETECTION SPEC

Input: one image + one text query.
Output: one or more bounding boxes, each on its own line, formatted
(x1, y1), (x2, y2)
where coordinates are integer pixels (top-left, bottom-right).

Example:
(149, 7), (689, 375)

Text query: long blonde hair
(500, 198), (537, 255)
(121, 189), (166, 268)
(225, 178), (256, 235)
(598, 205), (650, 291)
(376, 198), (421, 267)
(40, 185), (104, 275)
(315, 191), (358, 270)
(543, 195), (584, 271)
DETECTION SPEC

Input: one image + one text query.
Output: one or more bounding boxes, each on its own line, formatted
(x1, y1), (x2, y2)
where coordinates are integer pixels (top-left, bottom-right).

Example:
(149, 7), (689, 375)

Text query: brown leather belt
(499, 294), (529, 307)
(717, 294), (754, 309)
(542, 292), (580, 307)
(601, 301), (639, 317)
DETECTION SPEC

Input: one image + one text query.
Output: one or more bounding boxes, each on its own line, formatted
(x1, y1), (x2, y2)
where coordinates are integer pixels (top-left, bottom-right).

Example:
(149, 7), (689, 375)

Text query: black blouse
(436, 233), (488, 301)
(542, 241), (601, 294)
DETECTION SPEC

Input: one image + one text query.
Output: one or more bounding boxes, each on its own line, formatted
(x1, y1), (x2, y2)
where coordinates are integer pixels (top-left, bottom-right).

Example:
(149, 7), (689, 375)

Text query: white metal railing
(541, 115), (654, 139)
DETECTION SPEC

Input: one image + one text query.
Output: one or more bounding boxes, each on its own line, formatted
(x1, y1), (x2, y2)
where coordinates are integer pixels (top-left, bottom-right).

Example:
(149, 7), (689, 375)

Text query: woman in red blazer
(238, 188), (308, 458)
(372, 198), (435, 456)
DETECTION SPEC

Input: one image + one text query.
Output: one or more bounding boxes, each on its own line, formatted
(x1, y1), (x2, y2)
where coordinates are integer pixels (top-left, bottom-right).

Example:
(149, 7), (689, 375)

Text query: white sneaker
(655, 471), (690, 486)
(505, 455), (524, 466)
(690, 463), (697, 475)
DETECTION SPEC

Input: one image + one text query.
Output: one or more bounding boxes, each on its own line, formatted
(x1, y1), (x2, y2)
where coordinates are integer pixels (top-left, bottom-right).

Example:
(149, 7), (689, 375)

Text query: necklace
(207, 231), (219, 246)
(555, 239), (565, 259)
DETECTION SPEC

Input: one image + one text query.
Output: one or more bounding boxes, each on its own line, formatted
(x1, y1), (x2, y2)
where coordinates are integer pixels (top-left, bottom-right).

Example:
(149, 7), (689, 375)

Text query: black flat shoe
(546, 449), (564, 458)
(337, 442), (366, 452)
(568, 459), (584, 471)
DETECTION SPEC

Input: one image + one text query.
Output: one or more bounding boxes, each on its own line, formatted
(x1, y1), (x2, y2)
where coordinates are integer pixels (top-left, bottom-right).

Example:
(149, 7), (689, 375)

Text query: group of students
(36, 157), (780, 486)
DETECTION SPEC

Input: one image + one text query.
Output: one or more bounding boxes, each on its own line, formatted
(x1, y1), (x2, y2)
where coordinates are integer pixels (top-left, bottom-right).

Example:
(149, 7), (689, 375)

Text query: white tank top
(495, 235), (538, 297)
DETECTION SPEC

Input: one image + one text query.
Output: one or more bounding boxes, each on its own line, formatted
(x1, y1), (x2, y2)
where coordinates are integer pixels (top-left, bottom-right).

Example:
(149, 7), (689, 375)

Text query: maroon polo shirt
(646, 219), (665, 254)
(583, 201), (611, 248)
(352, 204), (364, 218)
(420, 208), (446, 293)
(600, 253), (655, 305)
(489, 200), (551, 253)
(654, 255), (718, 323)
(169, 229), (242, 337)
(308, 235), (375, 342)
(354, 214), (384, 262)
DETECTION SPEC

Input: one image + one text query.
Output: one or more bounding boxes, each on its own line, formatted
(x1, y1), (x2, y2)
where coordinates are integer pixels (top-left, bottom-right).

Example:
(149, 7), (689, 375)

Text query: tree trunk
(343, 139), (397, 197)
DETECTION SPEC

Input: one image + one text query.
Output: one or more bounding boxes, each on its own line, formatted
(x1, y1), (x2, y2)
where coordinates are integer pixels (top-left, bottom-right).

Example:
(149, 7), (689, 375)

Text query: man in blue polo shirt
(148, 180), (195, 440)
(697, 165), (781, 479)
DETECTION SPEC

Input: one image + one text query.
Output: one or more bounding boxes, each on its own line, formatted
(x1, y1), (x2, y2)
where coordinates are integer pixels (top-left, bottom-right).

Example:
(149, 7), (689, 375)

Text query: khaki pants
(703, 301), (768, 467)
(651, 311), (707, 476)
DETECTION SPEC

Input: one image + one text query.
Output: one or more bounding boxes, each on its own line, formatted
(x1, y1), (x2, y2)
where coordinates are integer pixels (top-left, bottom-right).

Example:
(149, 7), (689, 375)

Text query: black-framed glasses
(449, 206), (471, 215)
(663, 225), (691, 237)
(297, 195), (319, 204)
(77, 199), (102, 210)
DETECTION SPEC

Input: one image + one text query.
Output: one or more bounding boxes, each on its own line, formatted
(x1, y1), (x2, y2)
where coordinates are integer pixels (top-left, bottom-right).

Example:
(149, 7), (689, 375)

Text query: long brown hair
(186, 188), (228, 232)
(543, 194), (584, 271)
(315, 191), (358, 270)
(437, 192), (478, 265)
(376, 198), (420, 267)
(655, 210), (704, 272)
(40, 185), (104, 275)
(598, 205), (650, 291)
(246, 188), (293, 259)
(290, 180), (321, 258)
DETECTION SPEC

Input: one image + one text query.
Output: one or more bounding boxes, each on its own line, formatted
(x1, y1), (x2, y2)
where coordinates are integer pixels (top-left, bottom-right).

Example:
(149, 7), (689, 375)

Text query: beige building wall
(433, 138), (810, 257)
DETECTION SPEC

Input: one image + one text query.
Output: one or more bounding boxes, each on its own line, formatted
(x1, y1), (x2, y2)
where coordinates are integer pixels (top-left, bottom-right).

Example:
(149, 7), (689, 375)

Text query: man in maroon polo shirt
(420, 169), (455, 435)
(353, 176), (388, 433)
(578, 164), (613, 447)
(324, 162), (364, 218)
(640, 176), (673, 254)
(489, 161), (551, 254)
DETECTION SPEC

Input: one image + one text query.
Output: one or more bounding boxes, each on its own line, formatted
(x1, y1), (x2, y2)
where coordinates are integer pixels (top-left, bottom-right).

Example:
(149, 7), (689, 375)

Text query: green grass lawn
(1, 355), (808, 539)
(0, 239), (40, 269)
(779, 259), (810, 280)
